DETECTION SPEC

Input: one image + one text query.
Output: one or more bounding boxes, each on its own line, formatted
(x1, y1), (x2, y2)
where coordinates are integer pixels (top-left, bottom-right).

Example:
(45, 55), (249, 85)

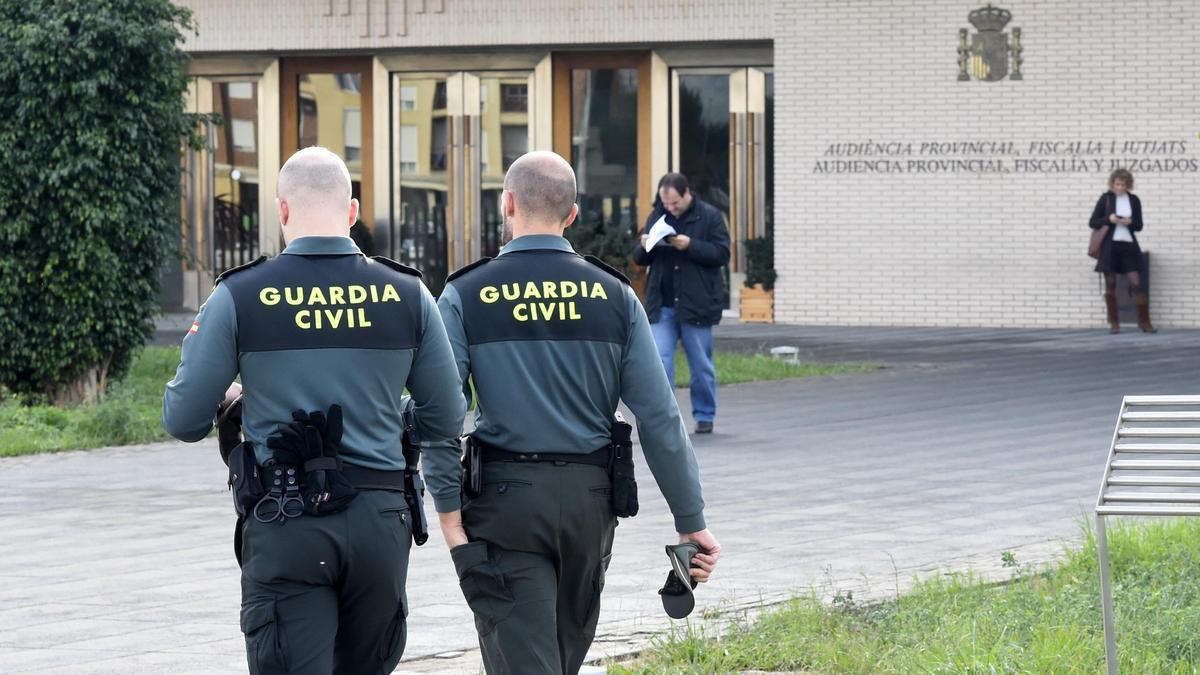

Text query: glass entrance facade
(390, 72), (533, 293)
(174, 50), (772, 311)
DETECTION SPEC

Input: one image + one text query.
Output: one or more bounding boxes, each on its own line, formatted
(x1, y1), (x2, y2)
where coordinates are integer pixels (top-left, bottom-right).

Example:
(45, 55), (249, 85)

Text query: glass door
(552, 52), (652, 292)
(281, 58), (375, 253)
(390, 71), (533, 293)
(671, 67), (773, 299)
(181, 77), (266, 277)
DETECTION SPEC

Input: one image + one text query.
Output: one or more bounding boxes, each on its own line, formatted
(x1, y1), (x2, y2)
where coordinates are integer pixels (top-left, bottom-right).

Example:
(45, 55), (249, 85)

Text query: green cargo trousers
(454, 460), (618, 674)
(239, 489), (413, 675)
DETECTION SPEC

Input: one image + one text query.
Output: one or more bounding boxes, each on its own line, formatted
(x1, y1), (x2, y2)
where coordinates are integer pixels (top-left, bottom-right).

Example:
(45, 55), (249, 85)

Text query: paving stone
(5, 325), (1197, 672)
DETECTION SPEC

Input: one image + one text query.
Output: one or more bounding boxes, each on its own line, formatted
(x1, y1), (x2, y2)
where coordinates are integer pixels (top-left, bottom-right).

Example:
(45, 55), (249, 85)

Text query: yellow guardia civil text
(258, 284), (402, 329)
(478, 280), (608, 322)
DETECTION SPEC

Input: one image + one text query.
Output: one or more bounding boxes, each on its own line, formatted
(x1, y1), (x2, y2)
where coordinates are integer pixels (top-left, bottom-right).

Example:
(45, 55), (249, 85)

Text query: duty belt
(478, 441), (611, 468)
(341, 464), (407, 491)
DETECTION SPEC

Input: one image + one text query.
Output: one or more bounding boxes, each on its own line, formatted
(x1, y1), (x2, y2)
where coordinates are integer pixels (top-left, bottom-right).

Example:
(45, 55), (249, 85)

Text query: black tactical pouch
(609, 413), (639, 517)
(227, 442), (266, 518)
(462, 436), (483, 500)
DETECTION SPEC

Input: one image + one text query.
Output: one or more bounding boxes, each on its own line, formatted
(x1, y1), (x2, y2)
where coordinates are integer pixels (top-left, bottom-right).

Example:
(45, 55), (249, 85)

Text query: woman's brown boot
(1104, 293), (1120, 333)
(1135, 293), (1157, 333)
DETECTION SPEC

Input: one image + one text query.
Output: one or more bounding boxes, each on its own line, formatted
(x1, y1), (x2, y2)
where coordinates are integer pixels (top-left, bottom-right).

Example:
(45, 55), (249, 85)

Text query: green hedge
(0, 0), (201, 405)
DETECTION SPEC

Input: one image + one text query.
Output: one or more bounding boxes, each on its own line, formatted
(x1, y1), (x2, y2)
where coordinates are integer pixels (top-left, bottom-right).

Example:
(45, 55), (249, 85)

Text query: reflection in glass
(212, 81), (259, 273)
(677, 74), (730, 217)
(479, 77), (529, 257)
(676, 74), (731, 307)
(764, 73), (774, 238)
(570, 68), (639, 247)
(297, 73), (373, 252)
(394, 77), (450, 292)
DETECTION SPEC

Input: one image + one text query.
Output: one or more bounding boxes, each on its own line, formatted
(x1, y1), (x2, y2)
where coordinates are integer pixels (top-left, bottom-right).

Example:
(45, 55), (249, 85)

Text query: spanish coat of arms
(958, 4), (1023, 81)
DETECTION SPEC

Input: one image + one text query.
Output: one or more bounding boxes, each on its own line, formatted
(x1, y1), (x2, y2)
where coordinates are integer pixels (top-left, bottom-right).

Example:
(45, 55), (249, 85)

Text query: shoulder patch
(583, 255), (630, 285)
(214, 255), (267, 286)
(371, 256), (422, 278)
(446, 257), (492, 283)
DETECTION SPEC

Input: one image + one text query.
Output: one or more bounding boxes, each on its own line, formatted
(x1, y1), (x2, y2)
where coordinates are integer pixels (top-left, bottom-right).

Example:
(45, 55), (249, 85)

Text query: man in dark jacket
(632, 173), (730, 433)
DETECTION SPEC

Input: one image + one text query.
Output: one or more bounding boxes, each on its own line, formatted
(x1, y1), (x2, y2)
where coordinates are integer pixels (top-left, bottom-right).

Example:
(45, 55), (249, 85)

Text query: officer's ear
(348, 197), (360, 229)
(563, 203), (579, 230)
(277, 198), (289, 227)
(501, 190), (516, 218)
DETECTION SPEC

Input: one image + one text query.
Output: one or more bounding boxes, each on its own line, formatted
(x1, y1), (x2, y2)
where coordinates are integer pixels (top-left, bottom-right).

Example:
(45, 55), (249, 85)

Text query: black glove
(264, 405), (358, 516)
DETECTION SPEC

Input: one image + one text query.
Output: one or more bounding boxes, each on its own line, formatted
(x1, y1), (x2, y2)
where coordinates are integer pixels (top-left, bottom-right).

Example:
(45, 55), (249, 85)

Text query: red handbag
(1088, 225), (1109, 259)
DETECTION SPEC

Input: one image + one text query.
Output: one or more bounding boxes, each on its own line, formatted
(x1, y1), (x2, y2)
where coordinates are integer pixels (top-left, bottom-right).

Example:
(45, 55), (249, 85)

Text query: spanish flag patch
(189, 322), (200, 334)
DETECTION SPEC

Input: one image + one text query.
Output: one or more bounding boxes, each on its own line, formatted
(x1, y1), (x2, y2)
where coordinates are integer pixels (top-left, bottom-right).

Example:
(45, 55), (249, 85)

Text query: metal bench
(1095, 395), (1200, 675)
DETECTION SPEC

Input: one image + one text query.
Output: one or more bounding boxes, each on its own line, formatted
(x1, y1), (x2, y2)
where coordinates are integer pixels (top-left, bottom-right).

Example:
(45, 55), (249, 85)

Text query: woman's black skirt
(1101, 240), (1143, 274)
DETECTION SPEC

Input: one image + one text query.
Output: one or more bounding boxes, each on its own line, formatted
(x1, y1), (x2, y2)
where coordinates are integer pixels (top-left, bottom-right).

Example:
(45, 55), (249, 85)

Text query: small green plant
(565, 219), (643, 283)
(742, 236), (776, 290)
(1001, 550), (1018, 568)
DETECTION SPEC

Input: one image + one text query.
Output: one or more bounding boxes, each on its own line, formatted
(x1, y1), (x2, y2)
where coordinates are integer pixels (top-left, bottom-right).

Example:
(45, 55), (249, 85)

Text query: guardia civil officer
(163, 147), (465, 675)
(426, 151), (721, 674)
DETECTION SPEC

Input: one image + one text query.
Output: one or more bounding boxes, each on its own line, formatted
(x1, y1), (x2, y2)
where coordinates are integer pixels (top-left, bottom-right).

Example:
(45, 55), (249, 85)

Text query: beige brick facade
(772, 0), (1200, 328)
(179, 0), (1198, 328)
(178, 0), (772, 52)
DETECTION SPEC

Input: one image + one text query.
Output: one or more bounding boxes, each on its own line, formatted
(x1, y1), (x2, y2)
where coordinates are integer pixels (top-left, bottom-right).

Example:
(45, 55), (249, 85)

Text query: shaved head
(504, 151), (577, 225)
(278, 147), (352, 213)
(276, 147), (357, 240)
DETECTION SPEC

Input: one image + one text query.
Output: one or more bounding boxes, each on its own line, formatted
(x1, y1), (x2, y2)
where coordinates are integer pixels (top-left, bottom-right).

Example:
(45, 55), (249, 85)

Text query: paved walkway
(4, 325), (1198, 673)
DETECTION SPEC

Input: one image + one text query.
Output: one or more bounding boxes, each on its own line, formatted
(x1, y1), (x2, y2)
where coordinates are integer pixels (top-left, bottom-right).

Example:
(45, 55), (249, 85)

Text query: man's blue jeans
(650, 307), (716, 423)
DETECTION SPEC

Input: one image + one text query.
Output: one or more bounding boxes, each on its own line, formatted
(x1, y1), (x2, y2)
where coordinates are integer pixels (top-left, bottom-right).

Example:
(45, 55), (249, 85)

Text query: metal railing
(1094, 395), (1200, 674)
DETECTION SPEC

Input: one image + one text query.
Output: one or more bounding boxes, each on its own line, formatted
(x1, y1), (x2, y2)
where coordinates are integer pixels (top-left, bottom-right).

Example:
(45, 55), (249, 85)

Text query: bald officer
(163, 147), (465, 675)
(427, 151), (721, 674)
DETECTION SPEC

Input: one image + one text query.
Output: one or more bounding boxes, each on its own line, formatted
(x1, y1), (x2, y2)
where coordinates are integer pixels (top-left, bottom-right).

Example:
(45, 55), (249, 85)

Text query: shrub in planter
(742, 236), (776, 290)
(741, 236), (775, 323)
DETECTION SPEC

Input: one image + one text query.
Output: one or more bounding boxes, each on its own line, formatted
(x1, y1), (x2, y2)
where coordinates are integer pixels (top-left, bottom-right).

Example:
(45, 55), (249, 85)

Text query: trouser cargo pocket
(241, 597), (288, 675)
(451, 540), (514, 636)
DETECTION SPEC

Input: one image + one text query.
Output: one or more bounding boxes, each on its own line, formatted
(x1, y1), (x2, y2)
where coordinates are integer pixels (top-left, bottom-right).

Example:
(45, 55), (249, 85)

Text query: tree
(0, 0), (201, 405)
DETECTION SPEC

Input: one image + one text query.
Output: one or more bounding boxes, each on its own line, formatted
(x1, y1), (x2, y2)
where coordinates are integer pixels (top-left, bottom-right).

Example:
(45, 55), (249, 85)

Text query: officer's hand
(669, 234), (691, 251)
(678, 529), (721, 583)
(439, 510), (470, 550)
(222, 382), (243, 408)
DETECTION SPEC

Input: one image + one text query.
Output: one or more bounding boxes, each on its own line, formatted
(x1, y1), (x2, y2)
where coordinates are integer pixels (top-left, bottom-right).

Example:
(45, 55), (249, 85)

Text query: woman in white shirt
(1087, 168), (1156, 333)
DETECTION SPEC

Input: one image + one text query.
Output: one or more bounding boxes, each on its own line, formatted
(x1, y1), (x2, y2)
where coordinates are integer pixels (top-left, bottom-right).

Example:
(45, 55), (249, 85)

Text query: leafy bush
(0, 0), (202, 405)
(743, 236), (776, 290)
(566, 218), (643, 283)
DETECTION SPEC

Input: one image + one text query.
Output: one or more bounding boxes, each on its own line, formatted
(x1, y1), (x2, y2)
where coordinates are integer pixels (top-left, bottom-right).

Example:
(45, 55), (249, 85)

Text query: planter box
(740, 284), (774, 323)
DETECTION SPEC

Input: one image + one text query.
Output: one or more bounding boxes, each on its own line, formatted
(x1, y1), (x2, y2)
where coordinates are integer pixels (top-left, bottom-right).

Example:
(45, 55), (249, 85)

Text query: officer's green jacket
(426, 234), (706, 533)
(163, 236), (466, 470)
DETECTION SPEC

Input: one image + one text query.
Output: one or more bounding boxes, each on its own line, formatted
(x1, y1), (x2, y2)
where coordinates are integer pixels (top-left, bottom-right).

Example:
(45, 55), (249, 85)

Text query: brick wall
(773, 0), (1200, 328)
(178, 0), (772, 51)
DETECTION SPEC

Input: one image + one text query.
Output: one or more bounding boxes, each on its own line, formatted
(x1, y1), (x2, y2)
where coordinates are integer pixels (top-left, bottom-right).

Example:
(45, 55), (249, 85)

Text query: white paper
(643, 216), (677, 251)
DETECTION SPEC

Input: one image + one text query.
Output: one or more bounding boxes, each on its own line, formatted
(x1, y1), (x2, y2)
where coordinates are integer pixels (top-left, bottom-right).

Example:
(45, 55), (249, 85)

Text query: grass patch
(0, 347), (875, 457)
(0, 346), (182, 457)
(673, 350), (877, 388)
(615, 518), (1200, 674)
